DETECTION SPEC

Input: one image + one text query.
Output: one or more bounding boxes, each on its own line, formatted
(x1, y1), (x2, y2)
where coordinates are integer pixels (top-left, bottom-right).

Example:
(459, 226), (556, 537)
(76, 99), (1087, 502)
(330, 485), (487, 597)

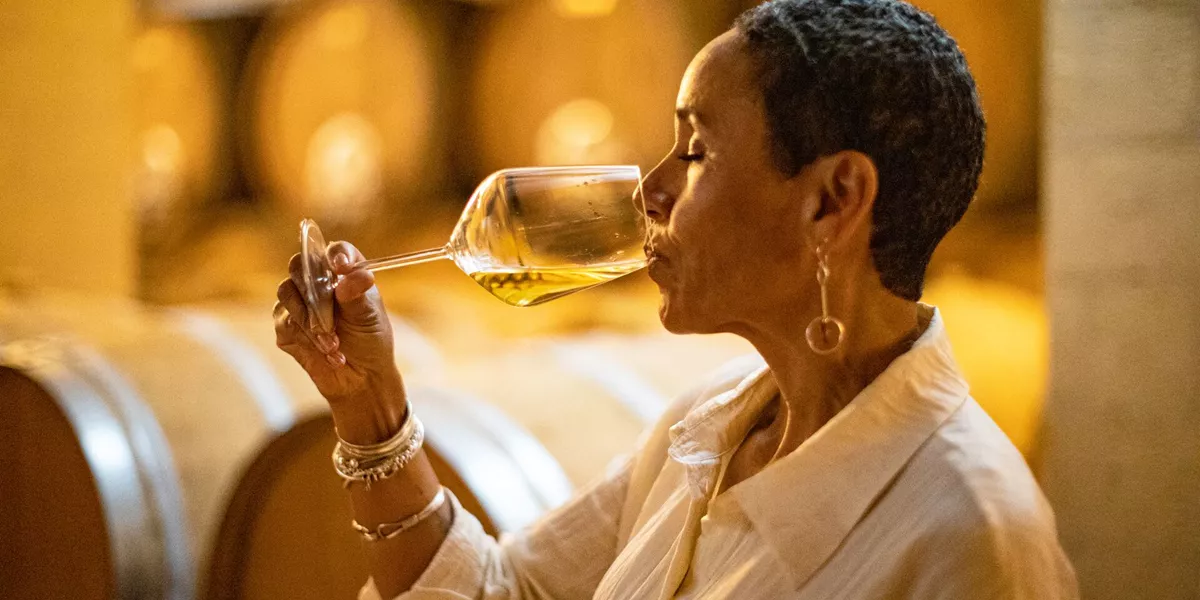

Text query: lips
(644, 237), (668, 260)
(644, 242), (670, 284)
(644, 243), (667, 264)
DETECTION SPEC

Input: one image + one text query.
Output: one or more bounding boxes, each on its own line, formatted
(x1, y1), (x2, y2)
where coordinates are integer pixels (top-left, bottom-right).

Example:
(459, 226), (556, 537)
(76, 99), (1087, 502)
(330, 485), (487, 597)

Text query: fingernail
(315, 332), (339, 354)
(332, 253), (350, 270)
(326, 352), (346, 367)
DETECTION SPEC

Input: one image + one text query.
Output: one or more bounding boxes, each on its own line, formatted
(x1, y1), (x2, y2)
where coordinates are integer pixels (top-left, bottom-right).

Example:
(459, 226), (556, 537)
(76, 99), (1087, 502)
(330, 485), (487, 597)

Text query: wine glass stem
(353, 245), (451, 273)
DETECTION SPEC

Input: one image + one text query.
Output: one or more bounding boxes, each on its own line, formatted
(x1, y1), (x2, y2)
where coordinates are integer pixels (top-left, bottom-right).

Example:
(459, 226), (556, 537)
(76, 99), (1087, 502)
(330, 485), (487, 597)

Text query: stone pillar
(0, 0), (135, 296)
(1039, 1), (1200, 599)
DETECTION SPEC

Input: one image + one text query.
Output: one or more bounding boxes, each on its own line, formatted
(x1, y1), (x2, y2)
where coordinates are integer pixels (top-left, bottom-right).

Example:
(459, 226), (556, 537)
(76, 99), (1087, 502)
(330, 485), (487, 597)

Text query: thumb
(334, 267), (382, 325)
(326, 241), (384, 327)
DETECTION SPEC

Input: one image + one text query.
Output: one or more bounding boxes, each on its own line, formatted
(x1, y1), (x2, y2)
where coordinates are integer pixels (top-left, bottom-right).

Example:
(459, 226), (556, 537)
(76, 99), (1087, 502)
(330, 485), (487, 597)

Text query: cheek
(670, 177), (807, 297)
(673, 171), (784, 251)
(666, 181), (760, 303)
(675, 164), (747, 232)
(670, 178), (743, 267)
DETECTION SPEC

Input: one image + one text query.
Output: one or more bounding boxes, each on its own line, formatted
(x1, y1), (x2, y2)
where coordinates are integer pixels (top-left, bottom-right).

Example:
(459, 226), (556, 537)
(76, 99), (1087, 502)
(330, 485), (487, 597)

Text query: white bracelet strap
(351, 487), (448, 542)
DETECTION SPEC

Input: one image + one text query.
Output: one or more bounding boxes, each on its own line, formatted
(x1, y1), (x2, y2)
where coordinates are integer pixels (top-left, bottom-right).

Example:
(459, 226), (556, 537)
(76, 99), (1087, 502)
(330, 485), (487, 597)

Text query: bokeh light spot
(305, 112), (383, 224)
(552, 0), (620, 18)
(536, 98), (625, 165)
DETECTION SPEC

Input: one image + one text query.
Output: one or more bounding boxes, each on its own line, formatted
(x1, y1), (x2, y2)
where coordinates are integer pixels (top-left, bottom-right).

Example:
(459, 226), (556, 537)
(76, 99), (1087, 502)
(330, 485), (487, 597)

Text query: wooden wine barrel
(1, 341), (191, 600)
(466, 0), (731, 178)
(132, 22), (223, 232)
(439, 333), (754, 486)
(0, 293), (755, 599)
(204, 387), (575, 600)
(243, 0), (442, 226)
(0, 296), (445, 600)
(204, 332), (754, 600)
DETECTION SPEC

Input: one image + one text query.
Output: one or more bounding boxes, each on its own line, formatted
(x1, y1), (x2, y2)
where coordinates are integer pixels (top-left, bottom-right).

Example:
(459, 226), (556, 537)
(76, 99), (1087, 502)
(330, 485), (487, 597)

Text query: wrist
(331, 379), (408, 445)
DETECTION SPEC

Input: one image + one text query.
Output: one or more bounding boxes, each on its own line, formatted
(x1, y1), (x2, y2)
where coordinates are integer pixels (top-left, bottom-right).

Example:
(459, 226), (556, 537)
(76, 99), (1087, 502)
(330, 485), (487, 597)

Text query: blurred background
(1, 0), (1195, 599)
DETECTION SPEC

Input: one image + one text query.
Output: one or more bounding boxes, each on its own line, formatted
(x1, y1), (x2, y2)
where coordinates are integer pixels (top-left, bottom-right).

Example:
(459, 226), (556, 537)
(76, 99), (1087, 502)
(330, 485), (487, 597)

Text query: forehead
(677, 31), (761, 131)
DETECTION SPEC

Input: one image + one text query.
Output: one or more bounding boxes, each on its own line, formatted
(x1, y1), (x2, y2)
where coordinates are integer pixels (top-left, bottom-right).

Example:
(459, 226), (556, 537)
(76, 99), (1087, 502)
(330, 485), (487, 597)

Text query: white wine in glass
(299, 165), (647, 333)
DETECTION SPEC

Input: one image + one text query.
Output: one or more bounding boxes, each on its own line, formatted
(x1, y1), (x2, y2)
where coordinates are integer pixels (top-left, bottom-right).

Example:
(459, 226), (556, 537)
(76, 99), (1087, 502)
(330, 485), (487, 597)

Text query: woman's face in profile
(641, 31), (818, 337)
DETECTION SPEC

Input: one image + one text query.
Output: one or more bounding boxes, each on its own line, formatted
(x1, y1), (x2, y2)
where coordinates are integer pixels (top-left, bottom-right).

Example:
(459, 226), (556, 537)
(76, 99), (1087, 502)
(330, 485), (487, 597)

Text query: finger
(287, 254), (309, 301)
(273, 301), (303, 348)
(335, 271), (382, 327)
(278, 278), (340, 355)
(273, 298), (312, 351)
(272, 300), (289, 329)
(273, 301), (311, 354)
(325, 351), (347, 367)
(325, 241), (380, 324)
(276, 278), (309, 328)
(326, 241), (367, 276)
(334, 267), (376, 304)
(275, 301), (345, 368)
(288, 253), (304, 279)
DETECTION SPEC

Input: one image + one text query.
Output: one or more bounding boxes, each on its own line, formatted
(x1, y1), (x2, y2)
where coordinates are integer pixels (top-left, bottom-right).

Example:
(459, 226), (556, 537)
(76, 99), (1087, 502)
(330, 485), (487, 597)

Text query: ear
(808, 151), (878, 251)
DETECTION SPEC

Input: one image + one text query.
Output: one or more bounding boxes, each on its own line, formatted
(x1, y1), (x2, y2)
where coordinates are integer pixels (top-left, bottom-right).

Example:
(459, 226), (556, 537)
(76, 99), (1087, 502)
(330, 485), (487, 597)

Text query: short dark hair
(735, 0), (985, 301)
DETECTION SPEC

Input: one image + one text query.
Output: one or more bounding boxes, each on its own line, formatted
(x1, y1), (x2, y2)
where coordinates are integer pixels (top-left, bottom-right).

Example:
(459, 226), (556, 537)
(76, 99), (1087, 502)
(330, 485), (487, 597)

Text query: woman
(273, 1), (1079, 598)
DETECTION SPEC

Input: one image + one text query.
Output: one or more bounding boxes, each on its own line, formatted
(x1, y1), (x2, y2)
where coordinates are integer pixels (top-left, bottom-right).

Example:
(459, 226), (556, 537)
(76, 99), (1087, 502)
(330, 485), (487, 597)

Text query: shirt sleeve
(359, 453), (635, 600)
(357, 357), (760, 600)
(909, 499), (1081, 600)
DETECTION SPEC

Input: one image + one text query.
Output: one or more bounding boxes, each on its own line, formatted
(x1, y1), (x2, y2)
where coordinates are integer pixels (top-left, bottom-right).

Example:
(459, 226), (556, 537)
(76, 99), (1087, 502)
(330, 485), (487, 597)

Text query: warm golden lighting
(535, 98), (628, 165)
(246, 0), (435, 219)
(909, 0), (1039, 207)
(304, 112), (383, 224)
(138, 124), (184, 221)
(471, 0), (697, 177)
(142, 124), (184, 175)
(552, 0), (620, 18)
(316, 2), (368, 50)
(132, 28), (174, 73)
(924, 273), (1047, 453)
(131, 24), (221, 220)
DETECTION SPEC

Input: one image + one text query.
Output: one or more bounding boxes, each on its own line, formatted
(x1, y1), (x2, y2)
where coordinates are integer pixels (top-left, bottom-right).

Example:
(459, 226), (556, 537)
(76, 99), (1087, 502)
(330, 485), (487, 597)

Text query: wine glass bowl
(449, 165), (647, 306)
(298, 165), (646, 333)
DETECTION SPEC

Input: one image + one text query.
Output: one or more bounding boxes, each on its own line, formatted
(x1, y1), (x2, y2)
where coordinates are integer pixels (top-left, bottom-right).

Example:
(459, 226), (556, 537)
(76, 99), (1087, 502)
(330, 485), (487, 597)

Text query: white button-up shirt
(362, 306), (1079, 599)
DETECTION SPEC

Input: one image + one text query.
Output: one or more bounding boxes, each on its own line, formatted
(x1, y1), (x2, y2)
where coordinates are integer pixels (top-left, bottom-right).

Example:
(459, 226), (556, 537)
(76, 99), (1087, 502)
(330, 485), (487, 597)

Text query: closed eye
(677, 152), (704, 162)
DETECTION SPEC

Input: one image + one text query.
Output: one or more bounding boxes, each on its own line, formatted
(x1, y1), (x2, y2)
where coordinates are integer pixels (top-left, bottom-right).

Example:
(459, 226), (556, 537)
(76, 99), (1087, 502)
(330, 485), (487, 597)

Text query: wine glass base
(299, 219), (336, 333)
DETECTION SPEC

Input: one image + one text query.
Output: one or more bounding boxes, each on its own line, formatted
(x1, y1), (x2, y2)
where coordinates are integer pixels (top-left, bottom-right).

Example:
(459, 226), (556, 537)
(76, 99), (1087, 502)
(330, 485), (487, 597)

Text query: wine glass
(299, 165), (647, 333)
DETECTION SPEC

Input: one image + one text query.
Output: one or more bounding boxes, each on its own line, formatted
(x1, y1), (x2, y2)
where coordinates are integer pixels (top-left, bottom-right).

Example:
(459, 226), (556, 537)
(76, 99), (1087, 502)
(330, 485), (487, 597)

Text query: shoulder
(902, 398), (1079, 597)
(916, 398), (1050, 529)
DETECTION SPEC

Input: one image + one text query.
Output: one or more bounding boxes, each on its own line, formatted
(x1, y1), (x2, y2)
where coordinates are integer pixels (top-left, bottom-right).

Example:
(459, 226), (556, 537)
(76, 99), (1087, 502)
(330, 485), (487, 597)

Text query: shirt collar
(667, 363), (775, 467)
(669, 305), (970, 589)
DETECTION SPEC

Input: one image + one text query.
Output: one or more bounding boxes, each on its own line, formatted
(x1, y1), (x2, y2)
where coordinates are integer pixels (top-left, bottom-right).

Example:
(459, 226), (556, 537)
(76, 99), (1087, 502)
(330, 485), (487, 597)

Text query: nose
(637, 162), (674, 224)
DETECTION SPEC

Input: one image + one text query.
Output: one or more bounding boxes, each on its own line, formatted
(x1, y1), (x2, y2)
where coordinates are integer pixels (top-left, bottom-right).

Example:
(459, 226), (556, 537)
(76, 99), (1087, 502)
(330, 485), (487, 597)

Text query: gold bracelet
(351, 487), (448, 542)
(332, 398), (423, 489)
(335, 398), (416, 458)
(333, 417), (424, 489)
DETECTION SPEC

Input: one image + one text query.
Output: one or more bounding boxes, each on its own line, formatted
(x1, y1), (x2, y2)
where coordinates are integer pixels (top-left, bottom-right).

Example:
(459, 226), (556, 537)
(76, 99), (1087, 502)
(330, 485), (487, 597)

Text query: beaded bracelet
(332, 399), (424, 489)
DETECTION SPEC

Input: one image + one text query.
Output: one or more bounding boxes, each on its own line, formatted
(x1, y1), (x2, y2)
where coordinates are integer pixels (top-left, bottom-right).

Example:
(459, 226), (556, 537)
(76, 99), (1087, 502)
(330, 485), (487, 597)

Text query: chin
(659, 309), (690, 335)
(657, 294), (714, 335)
(657, 295), (687, 334)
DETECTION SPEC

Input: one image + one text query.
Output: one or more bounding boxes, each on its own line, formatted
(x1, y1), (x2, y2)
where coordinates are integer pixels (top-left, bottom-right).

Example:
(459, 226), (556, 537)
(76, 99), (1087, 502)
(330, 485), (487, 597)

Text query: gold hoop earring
(805, 244), (846, 355)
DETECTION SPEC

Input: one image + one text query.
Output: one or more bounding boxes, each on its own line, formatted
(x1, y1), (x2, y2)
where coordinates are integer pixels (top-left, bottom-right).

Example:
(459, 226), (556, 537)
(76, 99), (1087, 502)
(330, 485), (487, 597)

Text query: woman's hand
(274, 241), (407, 443)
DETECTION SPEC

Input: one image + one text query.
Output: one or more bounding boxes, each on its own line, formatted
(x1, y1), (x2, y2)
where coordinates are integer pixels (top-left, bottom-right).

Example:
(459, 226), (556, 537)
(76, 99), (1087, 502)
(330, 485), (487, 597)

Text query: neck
(738, 288), (922, 457)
